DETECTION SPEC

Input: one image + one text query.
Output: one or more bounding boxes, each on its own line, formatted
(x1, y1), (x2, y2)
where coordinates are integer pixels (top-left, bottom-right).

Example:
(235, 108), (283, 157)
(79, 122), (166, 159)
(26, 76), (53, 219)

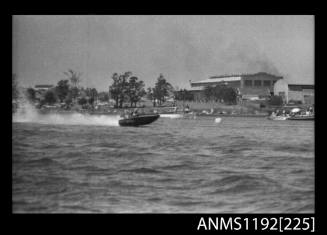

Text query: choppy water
(12, 115), (314, 213)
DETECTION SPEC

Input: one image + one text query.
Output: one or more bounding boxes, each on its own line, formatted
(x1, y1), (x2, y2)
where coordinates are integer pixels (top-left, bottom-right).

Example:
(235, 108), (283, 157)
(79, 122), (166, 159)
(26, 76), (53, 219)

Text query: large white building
(189, 72), (283, 101)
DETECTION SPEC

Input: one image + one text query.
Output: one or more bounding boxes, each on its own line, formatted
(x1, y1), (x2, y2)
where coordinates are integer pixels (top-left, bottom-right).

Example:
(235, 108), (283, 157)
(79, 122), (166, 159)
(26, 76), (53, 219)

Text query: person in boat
(184, 105), (190, 113)
(132, 108), (139, 117)
(123, 109), (131, 119)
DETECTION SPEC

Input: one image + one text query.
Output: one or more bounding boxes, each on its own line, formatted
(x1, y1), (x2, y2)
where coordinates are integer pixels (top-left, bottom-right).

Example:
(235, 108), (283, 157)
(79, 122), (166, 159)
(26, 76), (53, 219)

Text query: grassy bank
(36, 99), (271, 117)
(175, 100), (269, 115)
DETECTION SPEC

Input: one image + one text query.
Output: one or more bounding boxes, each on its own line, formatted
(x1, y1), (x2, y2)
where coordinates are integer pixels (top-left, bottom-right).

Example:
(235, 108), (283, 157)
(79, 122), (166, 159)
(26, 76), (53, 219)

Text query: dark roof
(210, 72), (282, 79)
(288, 84), (314, 90)
(34, 85), (54, 88)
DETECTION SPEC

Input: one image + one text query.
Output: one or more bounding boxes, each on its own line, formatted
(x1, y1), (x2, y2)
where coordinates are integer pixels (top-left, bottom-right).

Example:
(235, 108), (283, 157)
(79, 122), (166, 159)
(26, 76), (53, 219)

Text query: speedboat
(119, 114), (160, 127)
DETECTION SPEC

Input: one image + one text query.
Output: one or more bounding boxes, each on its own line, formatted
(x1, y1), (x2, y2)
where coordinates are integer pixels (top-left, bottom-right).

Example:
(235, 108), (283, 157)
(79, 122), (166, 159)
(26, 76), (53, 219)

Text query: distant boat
(268, 114), (314, 121)
(119, 114), (160, 127)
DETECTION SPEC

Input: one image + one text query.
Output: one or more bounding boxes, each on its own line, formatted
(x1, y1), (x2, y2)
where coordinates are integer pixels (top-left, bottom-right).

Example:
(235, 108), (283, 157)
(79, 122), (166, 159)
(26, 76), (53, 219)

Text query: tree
(85, 88), (98, 105)
(43, 89), (57, 105)
(55, 79), (70, 103)
(12, 74), (19, 101)
(127, 76), (146, 107)
(220, 86), (237, 104)
(203, 84), (237, 104)
(70, 87), (80, 102)
(78, 97), (87, 106)
(90, 88), (98, 100)
(213, 85), (223, 102)
(185, 90), (194, 101)
(153, 74), (173, 106)
(203, 86), (215, 102)
(118, 72), (131, 108)
(98, 92), (109, 102)
(64, 69), (82, 102)
(64, 69), (82, 87)
(146, 87), (156, 107)
(269, 95), (283, 106)
(109, 72), (132, 108)
(26, 87), (36, 102)
(109, 73), (120, 107)
(174, 89), (194, 101)
(64, 92), (73, 106)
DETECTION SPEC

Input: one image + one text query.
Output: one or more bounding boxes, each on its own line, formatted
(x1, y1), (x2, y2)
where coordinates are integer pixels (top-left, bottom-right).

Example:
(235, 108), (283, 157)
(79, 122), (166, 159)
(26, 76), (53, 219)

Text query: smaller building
(34, 84), (55, 100)
(273, 80), (314, 105)
(34, 84), (54, 91)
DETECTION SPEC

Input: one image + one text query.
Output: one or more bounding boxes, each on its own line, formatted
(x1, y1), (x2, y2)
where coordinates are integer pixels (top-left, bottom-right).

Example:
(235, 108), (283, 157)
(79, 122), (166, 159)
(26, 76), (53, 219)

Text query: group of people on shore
(270, 106), (314, 118)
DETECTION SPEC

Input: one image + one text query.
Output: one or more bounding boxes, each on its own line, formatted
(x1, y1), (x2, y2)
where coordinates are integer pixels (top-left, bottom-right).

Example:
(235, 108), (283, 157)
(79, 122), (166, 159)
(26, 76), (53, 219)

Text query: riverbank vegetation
(12, 69), (284, 116)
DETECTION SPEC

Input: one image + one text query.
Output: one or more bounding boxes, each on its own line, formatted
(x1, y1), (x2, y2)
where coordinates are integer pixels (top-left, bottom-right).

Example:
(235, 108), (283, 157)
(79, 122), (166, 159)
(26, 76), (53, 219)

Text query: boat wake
(214, 117), (222, 123)
(159, 114), (183, 119)
(13, 100), (120, 127)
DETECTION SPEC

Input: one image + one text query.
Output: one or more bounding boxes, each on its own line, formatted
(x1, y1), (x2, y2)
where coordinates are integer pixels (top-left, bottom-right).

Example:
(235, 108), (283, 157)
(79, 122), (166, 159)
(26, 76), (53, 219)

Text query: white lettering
(220, 217), (233, 230)
(208, 217), (219, 230)
(197, 217), (207, 230)
(234, 217), (242, 230)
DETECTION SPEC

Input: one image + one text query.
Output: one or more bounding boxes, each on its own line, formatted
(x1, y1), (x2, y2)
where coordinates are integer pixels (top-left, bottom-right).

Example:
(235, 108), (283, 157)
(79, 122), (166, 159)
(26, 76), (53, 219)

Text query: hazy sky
(13, 15), (314, 91)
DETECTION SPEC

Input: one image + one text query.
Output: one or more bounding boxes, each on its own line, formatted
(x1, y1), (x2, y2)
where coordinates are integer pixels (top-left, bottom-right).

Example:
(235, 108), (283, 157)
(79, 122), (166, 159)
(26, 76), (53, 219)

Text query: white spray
(214, 117), (222, 123)
(12, 95), (120, 127)
(159, 114), (183, 119)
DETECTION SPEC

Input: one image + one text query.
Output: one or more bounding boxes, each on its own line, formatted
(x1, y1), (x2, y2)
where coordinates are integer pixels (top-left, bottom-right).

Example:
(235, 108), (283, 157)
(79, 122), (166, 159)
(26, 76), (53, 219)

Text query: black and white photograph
(12, 15), (314, 214)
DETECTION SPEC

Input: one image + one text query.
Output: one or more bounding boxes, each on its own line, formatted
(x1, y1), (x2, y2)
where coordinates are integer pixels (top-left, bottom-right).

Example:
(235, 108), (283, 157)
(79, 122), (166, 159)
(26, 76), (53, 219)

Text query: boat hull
(267, 116), (288, 121)
(119, 114), (160, 126)
(288, 116), (314, 121)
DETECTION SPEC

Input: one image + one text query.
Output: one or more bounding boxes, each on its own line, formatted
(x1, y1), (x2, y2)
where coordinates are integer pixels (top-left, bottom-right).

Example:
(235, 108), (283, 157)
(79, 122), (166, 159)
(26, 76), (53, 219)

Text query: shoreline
(196, 113), (268, 118)
(36, 107), (269, 118)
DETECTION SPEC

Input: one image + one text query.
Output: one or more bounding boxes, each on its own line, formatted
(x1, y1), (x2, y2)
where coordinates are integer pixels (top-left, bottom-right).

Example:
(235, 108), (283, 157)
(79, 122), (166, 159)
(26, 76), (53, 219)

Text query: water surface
(12, 116), (314, 213)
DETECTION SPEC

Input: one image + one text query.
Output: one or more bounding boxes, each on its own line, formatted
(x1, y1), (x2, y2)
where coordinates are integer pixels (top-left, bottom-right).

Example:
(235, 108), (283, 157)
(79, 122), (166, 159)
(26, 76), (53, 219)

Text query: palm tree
(64, 69), (82, 87)
(64, 69), (82, 103)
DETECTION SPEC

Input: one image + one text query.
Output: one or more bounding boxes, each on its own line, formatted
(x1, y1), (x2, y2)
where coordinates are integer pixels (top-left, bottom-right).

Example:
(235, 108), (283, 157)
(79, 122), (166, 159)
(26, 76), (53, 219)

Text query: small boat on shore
(267, 106), (315, 121)
(267, 116), (288, 121)
(119, 114), (160, 127)
(288, 115), (314, 121)
(267, 114), (314, 121)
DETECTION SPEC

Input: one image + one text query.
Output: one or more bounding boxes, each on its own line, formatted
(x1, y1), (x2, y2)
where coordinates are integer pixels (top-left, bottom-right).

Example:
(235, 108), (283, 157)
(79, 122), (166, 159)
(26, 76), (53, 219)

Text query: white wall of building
(273, 79), (289, 103)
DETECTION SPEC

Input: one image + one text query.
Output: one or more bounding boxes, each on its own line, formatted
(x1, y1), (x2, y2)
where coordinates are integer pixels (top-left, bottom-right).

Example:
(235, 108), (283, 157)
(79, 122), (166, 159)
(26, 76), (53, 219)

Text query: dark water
(12, 116), (314, 213)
